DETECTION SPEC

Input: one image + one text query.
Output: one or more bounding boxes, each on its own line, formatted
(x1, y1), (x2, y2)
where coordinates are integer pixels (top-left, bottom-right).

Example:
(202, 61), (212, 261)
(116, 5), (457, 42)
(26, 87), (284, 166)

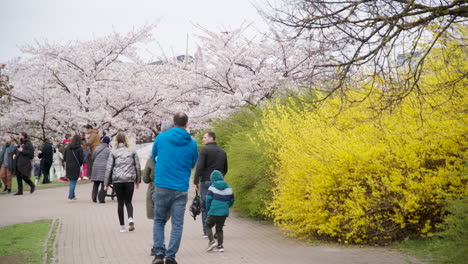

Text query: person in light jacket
(0, 135), (17, 193)
(50, 144), (64, 182)
(91, 136), (111, 203)
(104, 132), (141, 233)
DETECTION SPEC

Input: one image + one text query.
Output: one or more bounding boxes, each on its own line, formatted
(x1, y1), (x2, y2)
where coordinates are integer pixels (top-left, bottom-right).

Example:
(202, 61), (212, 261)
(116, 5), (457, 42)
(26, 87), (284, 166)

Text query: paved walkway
(0, 183), (424, 264)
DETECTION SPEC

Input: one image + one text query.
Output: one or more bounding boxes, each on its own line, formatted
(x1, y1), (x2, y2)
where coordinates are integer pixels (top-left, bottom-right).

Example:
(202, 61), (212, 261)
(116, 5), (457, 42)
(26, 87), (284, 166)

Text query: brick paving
(0, 183), (424, 264)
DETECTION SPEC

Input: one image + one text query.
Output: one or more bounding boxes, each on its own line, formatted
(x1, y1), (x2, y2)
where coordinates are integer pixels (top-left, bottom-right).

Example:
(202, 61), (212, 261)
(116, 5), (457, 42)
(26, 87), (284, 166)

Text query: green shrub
(398, 195), (468, 264)
(207, 107), (274, 220)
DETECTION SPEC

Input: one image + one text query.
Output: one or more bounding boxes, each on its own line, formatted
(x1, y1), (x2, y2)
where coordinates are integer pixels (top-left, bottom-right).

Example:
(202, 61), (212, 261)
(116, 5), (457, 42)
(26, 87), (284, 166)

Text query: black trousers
(41, 160), (52, 184)
(91, 181), (104, 202)
(16, 172), (35, 193)
(206, 215), (227, 246)
(113, 182), (135, 225)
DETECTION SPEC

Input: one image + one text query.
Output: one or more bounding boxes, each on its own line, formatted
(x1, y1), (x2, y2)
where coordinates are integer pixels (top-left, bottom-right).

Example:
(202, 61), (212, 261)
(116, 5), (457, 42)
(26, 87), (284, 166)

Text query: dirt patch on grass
(0, 255), (26, 264)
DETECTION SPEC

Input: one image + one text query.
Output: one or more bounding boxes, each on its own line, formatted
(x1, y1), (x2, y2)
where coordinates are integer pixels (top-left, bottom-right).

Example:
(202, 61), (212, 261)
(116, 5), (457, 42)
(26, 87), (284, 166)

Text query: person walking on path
(80, 131), (89, 180)
(50, 144), (64, 182)
(90, 136), (111, 203)
(143, 122), (173, 256)
(104, 132), (141, 233)
(151, 113), (199, 264)
(63, 135), (84, 201)
(39, 139), (53, 184)
(85, 125), (100, 180)
(205, 170), (235, 252)
(0, 135), (17, 193)
(143, 122), (173, 220)
(194, 131), (228, 237)
(14, 132), (36, 195)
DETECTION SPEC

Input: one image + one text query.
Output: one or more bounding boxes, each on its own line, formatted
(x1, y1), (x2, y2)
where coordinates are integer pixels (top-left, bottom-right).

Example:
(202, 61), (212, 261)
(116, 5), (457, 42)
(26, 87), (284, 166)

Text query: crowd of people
(0, 112), (234, 264)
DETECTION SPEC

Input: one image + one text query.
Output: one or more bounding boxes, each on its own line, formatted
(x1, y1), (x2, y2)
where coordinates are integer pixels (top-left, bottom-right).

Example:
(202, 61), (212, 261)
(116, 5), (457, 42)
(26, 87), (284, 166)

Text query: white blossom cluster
(1, 23), (321, 142)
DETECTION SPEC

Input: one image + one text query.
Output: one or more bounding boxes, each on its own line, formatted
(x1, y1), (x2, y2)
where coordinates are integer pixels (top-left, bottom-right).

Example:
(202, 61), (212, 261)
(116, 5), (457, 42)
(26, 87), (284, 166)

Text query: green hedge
(208, 107), (274, 220)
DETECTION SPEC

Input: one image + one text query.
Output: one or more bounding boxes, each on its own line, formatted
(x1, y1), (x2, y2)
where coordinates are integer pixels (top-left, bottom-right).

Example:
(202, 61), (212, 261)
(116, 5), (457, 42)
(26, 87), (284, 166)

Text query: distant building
(149, 55), (194, 65)
(396, 51), (423, 68)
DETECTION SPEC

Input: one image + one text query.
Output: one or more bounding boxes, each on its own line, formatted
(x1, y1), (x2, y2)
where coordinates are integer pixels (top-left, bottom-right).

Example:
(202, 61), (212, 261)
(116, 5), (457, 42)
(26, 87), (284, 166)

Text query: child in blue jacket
(205, 170), (234, 252)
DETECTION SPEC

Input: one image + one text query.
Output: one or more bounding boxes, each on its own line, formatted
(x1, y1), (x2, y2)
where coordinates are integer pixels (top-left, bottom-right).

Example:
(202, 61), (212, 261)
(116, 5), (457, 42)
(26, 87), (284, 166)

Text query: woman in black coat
(14, 132), (36, 195)
(63, 135), (83, 200)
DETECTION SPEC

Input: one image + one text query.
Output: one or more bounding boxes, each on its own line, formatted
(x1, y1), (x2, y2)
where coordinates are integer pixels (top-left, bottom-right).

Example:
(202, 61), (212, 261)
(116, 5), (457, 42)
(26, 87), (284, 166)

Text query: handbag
(71, 150), (83, 172)
(189, 191), (202, 220)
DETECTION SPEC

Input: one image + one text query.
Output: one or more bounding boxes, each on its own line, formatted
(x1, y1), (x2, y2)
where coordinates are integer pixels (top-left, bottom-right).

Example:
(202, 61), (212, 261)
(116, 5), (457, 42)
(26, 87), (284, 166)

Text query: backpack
(189, 191), (202, 220)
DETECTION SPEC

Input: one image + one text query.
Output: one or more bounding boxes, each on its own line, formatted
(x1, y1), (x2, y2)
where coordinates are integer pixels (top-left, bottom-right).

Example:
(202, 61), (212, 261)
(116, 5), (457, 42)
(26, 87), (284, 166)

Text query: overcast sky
(1, 0), (268, 63)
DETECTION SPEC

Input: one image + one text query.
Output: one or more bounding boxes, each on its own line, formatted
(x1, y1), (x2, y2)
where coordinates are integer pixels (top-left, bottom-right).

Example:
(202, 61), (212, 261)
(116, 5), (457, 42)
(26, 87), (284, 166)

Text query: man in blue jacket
(151, 112), (198, 264)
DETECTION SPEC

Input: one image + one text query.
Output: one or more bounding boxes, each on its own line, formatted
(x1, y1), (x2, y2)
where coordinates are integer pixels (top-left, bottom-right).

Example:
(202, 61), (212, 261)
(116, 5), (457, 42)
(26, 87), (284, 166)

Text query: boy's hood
(210, 170), (228, 190)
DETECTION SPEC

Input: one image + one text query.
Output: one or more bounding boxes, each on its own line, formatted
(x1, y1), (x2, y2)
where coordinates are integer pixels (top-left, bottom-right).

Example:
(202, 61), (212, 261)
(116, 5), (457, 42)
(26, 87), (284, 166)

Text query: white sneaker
(120, 226), (127, 233)
(83, 176), (89, 180)
(207, 240), (217, 251)
(78, 178), (82, 181)
(129, 218), (135, 231)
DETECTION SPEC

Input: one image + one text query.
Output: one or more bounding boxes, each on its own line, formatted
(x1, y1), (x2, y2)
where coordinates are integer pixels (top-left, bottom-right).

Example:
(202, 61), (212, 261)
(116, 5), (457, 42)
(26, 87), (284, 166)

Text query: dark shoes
(217, 245), (224, 252)
(14, 192), (23, 195)
(30, 185), (35, 194)
(151, 255), (164, 264)
(165, 259), (177, 264)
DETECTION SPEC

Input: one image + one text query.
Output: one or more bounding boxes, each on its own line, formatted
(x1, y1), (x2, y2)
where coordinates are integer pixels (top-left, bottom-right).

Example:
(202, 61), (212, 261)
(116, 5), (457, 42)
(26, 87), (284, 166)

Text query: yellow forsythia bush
(261, 35), (467, 244)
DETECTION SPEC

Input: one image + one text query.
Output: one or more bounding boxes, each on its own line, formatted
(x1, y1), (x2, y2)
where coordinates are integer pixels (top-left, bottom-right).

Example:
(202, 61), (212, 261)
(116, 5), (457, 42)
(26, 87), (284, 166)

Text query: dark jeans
(114, 182), (135, 225)
(41, 160), (52, 184)
(206, 215), (226, 246)
(16, 172), (35, 193)
(91, 181), (104, 202)
(200, 181), (211, 235)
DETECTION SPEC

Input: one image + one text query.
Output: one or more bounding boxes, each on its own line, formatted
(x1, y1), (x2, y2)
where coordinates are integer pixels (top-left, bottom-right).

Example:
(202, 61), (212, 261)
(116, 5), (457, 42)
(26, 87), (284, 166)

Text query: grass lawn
(0, 176), (91, 195)
(395, 162), (468, 264)
(397, 235), (468, 264)
(0, 220), (56, 264)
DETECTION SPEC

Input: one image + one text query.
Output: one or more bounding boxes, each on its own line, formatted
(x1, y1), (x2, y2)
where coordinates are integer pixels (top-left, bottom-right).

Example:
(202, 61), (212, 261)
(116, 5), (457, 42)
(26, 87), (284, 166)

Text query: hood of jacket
(20, 138), (31, 145)
(210, 170), (228, 190)
(166, 127), (193, 146)
(68, 144), (82, 151)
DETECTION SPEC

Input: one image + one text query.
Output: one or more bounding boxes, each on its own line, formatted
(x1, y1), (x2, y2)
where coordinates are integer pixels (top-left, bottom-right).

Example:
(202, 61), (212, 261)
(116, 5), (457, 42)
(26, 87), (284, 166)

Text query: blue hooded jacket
(206, 170), (234, 216)
(152, 127), (198, 191)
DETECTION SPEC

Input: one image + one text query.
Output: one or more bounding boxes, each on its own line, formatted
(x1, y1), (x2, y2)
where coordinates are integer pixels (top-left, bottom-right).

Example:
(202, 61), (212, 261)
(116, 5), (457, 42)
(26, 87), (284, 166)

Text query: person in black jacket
(39, 139), (54, 184)
(14, 132), (36, 195)
(193, 131), (228, 237)
(63, 135), (83, 201)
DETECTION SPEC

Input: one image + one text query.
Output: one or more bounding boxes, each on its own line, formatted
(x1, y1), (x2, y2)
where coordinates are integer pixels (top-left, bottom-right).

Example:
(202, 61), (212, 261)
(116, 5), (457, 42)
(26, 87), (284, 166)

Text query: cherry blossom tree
(2, 23), (325, 141)
(2, 24), (174, 142)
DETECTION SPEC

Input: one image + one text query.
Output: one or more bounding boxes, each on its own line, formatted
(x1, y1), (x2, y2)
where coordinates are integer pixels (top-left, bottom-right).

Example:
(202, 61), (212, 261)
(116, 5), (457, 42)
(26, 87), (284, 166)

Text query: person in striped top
(205, 170), (235, 252)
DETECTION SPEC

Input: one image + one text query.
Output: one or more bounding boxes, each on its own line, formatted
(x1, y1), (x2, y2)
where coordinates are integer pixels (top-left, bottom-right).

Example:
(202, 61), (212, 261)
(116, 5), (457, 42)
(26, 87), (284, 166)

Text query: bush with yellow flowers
(260, 35), (467, 244)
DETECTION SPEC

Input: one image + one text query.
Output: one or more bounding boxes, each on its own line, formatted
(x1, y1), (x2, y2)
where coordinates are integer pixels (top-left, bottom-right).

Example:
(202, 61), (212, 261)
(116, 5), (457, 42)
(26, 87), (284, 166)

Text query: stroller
(98, 184), (116, 202)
